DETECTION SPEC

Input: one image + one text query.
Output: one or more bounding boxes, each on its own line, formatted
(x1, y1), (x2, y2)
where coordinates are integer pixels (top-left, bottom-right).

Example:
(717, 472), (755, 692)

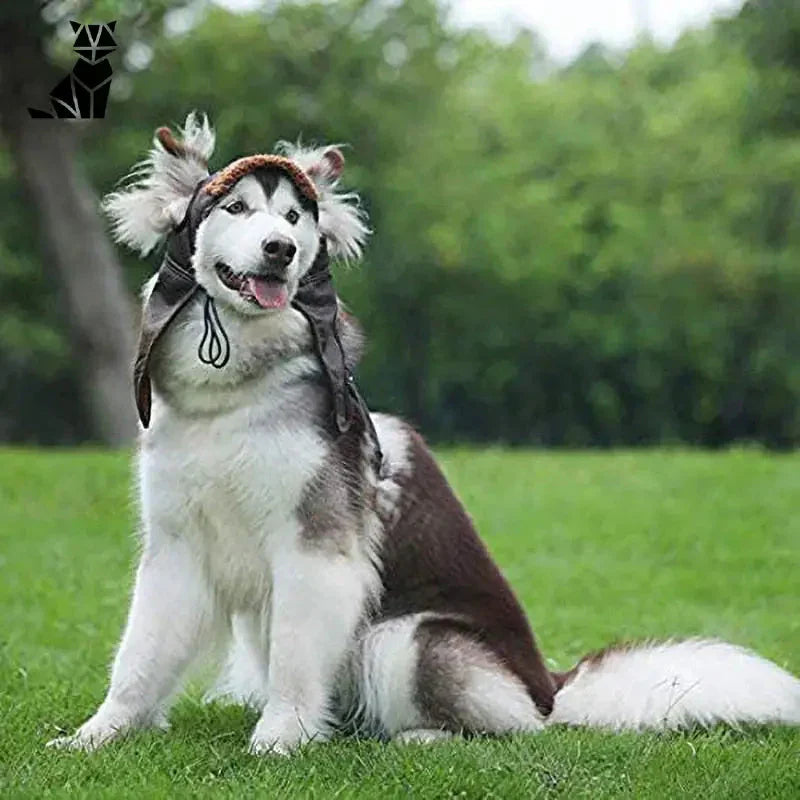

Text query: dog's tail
(547, 639), (800, 730)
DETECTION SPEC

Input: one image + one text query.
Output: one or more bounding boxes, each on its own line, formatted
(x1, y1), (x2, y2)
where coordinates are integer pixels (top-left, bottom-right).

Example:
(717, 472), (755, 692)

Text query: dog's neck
(147, 296), (318, 416)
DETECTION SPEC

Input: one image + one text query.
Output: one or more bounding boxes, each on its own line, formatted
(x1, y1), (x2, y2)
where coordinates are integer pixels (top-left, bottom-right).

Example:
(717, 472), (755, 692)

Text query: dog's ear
(277, 143), (370, 262)
(102, 112), (215, 255)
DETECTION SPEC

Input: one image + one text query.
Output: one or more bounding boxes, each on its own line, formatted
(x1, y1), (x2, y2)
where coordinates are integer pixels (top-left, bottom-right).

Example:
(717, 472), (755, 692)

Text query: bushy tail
(549, 639), (800, 731)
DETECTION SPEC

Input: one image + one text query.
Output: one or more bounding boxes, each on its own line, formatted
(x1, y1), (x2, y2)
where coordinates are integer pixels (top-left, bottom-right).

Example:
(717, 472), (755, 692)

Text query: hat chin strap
(292, 238), (352, 431)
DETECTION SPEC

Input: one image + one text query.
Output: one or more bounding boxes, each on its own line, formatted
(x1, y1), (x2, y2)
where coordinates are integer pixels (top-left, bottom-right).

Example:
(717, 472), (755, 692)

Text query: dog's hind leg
(358, 614), (546, 742)
(204, 611), (269, 710)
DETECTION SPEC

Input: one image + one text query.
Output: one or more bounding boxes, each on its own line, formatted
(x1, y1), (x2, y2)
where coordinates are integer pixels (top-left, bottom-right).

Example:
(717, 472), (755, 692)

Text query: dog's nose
(262, 236), (296, 271)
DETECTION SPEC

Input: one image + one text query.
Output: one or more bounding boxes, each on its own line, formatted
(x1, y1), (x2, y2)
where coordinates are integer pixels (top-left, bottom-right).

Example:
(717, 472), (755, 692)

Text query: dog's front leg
(48, 537), (217, 751)
(249, 545), (368, 756)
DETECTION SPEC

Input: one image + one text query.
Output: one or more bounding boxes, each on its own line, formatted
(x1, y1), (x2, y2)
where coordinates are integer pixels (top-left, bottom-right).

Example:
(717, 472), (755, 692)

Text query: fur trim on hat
(204, 155), (319, 202)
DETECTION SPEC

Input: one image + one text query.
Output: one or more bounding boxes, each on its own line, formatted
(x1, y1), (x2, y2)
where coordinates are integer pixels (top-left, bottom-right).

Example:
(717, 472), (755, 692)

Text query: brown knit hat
(155, 125), (320, 204)
(204, 155), (319, 202)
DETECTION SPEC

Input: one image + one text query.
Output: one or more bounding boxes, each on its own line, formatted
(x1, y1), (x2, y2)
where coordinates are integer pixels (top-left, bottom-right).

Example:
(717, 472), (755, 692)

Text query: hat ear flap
(102, 112), (216, 255)
(307, 147), (345, 185)
(304, 147), (368, 260)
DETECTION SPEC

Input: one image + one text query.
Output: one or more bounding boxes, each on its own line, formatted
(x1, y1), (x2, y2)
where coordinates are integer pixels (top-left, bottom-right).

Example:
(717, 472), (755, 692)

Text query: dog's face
(194, 172), (320, 315)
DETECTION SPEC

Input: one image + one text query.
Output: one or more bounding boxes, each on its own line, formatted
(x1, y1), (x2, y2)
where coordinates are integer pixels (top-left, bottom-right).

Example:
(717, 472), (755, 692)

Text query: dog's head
(103, 113), (369, 314)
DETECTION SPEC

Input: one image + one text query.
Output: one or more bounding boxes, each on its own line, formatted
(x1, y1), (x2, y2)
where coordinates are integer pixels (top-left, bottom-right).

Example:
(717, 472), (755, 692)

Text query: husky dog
(49, 114), (800, 755)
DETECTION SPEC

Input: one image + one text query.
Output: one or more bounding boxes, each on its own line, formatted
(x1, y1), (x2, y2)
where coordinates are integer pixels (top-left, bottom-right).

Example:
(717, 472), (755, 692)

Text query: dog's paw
(247, 735), (293, 757)
(46, 705), (143, 752)
(247, 711), (326, 757)
(46, 721), (123, 752)
(393, 728), (454, 745)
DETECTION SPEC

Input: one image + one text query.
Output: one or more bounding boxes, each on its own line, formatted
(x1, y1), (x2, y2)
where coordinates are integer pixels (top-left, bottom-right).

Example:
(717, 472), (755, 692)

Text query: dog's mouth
(215, 263), (288, 310)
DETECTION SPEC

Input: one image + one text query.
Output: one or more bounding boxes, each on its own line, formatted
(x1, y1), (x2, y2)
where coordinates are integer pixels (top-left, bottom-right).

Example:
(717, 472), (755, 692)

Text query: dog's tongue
(247, 277), (288, 309)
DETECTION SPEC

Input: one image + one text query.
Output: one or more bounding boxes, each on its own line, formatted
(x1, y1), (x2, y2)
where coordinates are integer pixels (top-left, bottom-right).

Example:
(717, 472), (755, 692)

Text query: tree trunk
(10, 122), (138, 445)
(0, 10), (137, 445)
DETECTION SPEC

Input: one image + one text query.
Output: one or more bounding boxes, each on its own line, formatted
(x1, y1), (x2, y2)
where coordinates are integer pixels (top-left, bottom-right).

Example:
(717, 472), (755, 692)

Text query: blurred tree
(0, 2), (142, 444)
(734, 0), (800, 135)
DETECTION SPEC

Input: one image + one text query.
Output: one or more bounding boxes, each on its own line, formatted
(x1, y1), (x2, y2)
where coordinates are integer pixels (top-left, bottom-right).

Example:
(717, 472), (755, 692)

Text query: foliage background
(2, 0), (800, 447)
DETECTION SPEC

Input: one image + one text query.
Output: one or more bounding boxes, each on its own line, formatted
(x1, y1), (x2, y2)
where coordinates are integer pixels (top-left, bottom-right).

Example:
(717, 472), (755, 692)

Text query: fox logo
(28, 21), (117, 119)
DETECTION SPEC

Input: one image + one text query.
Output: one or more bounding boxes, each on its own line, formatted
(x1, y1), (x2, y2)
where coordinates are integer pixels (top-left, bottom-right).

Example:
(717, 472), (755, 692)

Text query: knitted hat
(205, 155), (319, 202)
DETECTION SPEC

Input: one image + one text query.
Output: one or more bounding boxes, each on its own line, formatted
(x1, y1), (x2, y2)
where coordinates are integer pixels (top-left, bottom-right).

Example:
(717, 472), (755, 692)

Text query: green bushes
(357, 257), (800, 447)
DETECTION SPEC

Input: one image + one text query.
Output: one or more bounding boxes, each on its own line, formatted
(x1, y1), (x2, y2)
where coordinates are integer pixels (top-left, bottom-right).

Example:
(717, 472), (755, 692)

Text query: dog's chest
(142, 403), (327, 606)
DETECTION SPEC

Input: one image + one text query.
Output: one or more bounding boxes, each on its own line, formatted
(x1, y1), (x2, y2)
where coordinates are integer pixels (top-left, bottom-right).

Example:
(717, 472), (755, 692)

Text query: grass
(0, 446), (798, 798)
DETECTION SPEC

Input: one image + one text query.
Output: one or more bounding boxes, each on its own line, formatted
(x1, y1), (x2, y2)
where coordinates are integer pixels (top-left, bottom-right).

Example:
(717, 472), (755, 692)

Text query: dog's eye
(285, 209), (300, 225)
(225, 200), (246, 215)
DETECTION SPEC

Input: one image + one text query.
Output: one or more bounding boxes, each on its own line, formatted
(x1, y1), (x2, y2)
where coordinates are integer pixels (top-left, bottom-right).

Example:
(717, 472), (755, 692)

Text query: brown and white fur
(49, 114), (800, 755)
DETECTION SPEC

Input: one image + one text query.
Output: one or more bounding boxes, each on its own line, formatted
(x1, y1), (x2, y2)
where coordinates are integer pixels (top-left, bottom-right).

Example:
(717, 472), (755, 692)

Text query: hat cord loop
(197, 292), (230, 368)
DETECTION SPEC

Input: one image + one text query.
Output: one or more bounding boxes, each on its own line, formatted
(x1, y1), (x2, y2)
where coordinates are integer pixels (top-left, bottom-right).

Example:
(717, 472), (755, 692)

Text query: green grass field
(1, 447), (798, 798)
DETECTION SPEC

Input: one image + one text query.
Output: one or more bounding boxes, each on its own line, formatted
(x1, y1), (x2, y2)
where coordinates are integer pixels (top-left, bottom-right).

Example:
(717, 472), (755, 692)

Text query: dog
(48, 113), (800, 755)
(28, 21), (117, 119)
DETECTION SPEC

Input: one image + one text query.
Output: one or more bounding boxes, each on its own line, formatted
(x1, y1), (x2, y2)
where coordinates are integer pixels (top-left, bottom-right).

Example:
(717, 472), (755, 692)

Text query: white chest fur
(138, 373), (327, 610)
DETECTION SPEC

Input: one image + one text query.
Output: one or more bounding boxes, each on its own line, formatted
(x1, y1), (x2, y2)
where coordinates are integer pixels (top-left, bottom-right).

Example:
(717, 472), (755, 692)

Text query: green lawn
(0, 447), (798, 798)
